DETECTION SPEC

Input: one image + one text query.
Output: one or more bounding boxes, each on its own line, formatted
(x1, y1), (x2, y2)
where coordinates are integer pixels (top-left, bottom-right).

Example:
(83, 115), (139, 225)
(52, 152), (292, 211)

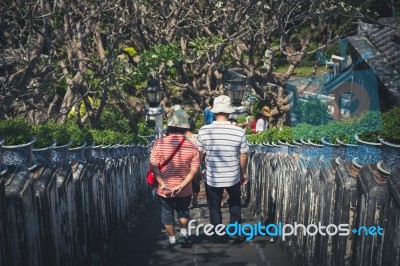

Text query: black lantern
(144, 78), (165, 107)
(224, 78), (247, 106)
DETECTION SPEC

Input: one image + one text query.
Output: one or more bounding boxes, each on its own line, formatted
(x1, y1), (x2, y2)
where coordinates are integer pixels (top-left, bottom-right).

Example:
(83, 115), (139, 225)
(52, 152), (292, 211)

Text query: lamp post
(143, 78), (165, 140)
(222, 70), (248, 117)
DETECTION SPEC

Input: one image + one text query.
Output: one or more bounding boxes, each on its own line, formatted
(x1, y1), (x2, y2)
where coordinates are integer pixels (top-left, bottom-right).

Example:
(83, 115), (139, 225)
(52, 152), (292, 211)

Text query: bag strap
(160, 137), (185, 169)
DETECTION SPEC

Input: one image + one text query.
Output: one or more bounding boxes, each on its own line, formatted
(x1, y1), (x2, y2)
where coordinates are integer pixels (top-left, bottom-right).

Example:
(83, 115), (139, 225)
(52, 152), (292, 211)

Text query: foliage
(90, 129), (136, 145)
(246, 127), (280, 144)
(138, 121), (155, 136)
(32, 124), (55, 148)
(0, 117), (33, 145)
(236, 116), (247, 123)
(133, 43), (184, 85)
(188, 36), (225, 60)
(90, 129), (119, 145)
(277, 126), (293, 144)
(381, 106), (400, 144)
(195, 118), (203, 130)
(292, 123), (314, 142)
(354, 111), (382, 143)
(246, 132), (265, 144)
(123, 47), (138, 57)
(99, 107), (132, 134)
(49, 122), (71, 146)
(67, 124), (89, 148)
(292, 99), (330, 125)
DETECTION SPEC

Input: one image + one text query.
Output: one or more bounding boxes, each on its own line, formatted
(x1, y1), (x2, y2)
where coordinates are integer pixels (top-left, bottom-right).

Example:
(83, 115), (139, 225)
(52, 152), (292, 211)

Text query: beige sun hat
(167, 109), (190, 128)
(260, 106), (272, 117)
(210, 95), (235, 114)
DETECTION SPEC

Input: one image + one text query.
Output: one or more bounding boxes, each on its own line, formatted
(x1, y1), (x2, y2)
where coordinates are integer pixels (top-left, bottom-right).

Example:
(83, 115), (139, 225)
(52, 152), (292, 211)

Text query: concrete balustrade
(0, 146), (151, 266)
(245, 145), (400, 266)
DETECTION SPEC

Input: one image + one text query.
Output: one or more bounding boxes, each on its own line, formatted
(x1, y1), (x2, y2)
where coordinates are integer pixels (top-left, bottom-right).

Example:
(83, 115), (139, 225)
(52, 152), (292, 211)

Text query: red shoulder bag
(146, 137), (186, 188)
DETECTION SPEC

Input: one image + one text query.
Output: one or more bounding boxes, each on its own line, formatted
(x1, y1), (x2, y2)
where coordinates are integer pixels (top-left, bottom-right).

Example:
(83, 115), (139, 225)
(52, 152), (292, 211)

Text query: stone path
(108, 187), (295, 266)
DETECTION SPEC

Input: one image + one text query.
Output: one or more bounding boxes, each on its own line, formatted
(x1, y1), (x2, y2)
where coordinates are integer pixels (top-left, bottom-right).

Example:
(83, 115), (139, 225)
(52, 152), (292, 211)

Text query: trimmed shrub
(32, 123), (55, 148)
(381, 106), (400, 144)
(0, 117), (33, 145)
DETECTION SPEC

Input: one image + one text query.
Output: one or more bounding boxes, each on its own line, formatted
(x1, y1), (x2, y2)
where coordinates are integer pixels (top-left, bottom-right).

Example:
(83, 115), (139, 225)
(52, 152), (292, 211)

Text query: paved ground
(108, 187), (295, 266)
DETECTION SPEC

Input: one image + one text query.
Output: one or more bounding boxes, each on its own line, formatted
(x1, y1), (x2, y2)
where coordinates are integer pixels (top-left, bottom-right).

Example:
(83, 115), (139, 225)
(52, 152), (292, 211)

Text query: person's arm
(149, 141), (169, 191)
(170, 149), (200, 195)
(150, 162), (169, 190)
(240, 152), (248, 185)
(170, 166), (198, 196)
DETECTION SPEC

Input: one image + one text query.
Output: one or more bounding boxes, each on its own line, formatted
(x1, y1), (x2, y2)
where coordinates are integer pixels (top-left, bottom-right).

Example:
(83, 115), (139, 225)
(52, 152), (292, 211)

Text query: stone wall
(246, 150), (400, 266)
(0, 148), (151, 266)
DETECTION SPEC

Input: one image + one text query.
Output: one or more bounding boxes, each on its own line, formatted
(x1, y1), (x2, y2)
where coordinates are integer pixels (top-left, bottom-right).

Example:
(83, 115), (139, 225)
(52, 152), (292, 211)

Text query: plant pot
(336, 138), (358, 162)
(2, 138), (37, 170)
(270, 142), (281, 154)
(254, 142), (263, 153)
(293, 140), (303, 155)
(277, 140), (289, 154)
(307, 139), (323, 159)
(248, 143), (255, 153)
(92, 144), (103, 159)
(279, 140), (296, 154)
(0, 137), (8, 175)
(83, 143), (94, 161)
(321, 137), (340, 161)
(101, 144), (111, 158)
(115, 144), (123, 157)
(33, 142), (56, 167)
(261, 142), (271, 153)
(69, 142), (87, 164)
(378, 137), (400, 174)
(52, 141), (71, 164)
(119, 145), (127, 157)
(300, 139), (311, 157)
(354, 133), (382, 167)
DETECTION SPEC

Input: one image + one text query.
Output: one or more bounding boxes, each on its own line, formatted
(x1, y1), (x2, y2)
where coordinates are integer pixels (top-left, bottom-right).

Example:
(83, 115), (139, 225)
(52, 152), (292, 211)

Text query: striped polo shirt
(150, 135), (200, 197)
(196, 121), (249, 187)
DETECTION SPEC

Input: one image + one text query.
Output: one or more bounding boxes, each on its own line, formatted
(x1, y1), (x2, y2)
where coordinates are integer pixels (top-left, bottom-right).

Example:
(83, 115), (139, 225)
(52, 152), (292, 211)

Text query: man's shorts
(158, 195), (191, 224)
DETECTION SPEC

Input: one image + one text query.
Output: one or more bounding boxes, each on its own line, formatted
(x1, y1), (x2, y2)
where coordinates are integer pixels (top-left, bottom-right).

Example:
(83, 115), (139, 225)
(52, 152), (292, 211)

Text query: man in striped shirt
(196, 95), (249, 242)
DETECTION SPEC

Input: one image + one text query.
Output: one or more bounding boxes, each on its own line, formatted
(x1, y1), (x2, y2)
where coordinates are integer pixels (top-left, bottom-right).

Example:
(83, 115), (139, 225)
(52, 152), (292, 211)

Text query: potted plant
(335, 117), (359, 162)
(293, 123), (314, 157)
(81, 128), (94, 161)
(90, 129), (121, 158)
(67, 123), (88, 163)
(307, 132), (324, 159)
(0, 117), (36, 169)
(0, 137), (7, 175)
(378, 106), (400, 173)
(32, 123), (57, 166)
(49, 122), (72, 164)
(320, 120), (342, 161)
(265, 127), (280, 154)
(277, 126), (295, 154)
(353, 111), (382, 168)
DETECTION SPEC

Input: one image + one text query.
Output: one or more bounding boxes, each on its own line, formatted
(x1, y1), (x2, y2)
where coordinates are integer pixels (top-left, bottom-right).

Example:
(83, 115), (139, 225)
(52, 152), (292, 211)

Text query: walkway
(108, 188), (295, 266)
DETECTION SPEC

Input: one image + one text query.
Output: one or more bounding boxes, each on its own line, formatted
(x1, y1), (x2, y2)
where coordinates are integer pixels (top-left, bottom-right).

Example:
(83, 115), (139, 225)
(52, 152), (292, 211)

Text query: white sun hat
(210, 95), (235, 114)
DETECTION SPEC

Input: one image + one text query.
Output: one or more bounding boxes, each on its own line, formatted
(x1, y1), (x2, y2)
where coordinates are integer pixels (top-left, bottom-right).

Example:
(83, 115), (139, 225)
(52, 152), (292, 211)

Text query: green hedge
(0, 118), (144, 148)
(247, 110), (387, 145)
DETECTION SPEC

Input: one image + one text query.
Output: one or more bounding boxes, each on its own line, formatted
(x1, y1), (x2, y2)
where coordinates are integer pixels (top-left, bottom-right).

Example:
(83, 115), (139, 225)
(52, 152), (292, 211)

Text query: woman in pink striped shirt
(149, 108), (199, 248)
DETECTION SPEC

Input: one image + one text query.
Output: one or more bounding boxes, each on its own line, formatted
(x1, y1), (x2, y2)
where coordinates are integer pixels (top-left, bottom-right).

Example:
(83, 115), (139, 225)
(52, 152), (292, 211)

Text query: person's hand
(241, 173), (248, 185)
(169, 185), (183, 197)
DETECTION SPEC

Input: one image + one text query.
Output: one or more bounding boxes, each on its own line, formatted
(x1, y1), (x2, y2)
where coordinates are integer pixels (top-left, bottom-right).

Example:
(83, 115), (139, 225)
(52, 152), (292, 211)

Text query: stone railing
(245, 147), (400, 266)
(0, 145), (151, 266)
